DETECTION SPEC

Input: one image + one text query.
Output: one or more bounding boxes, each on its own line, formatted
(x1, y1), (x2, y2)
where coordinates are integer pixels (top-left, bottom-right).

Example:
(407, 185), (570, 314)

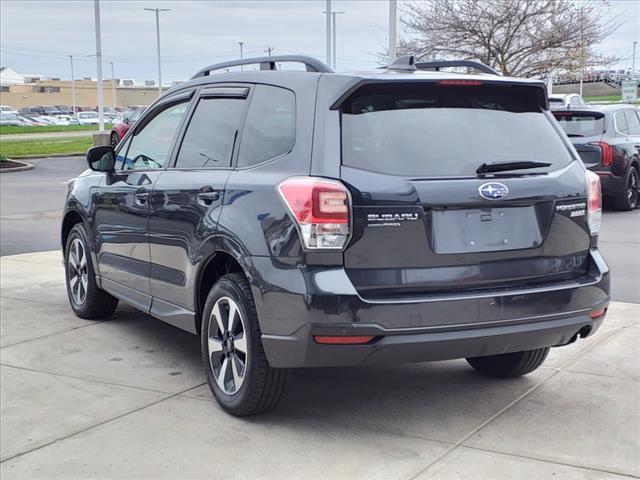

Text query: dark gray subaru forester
(62, 55), (610, 416)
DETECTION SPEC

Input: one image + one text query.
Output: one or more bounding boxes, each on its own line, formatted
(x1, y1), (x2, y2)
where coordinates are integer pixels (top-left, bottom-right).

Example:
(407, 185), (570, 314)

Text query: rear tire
(201, 273), (289, 416)
(64, 223), (118, 319)
(466, 347), (550, 378)
(613, 166), (639, 211)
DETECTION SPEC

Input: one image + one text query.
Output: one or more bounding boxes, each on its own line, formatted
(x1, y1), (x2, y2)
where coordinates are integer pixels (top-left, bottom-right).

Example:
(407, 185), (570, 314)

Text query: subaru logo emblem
(478, 182), (509, 200)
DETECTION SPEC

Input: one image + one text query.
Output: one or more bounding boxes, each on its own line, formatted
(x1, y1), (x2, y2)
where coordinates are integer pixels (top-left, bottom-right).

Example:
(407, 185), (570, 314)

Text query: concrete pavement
(1, 251), (638, 479)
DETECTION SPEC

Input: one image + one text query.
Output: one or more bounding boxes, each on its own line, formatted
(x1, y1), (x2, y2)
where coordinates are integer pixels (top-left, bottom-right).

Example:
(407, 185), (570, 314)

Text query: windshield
(552, 111), (605, 137)
(340, 83), (574, 177)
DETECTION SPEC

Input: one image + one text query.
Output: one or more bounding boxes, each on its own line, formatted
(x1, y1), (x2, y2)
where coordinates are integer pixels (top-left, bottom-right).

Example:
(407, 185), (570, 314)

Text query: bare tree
(398, 0), (618, 77)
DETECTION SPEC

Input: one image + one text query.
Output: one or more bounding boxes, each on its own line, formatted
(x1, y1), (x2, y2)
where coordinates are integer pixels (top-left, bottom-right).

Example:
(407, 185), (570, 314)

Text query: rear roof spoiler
(387, 55), (500, 76)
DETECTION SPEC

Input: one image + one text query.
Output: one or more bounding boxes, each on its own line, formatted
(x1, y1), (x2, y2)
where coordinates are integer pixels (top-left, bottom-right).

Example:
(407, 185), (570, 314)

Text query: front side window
(123, 102), (188, 170)
(175, 97), (245, 168)
(624, 110), (640, 135)
(341, 83), (574, 177)
(237, 85), (295, 167)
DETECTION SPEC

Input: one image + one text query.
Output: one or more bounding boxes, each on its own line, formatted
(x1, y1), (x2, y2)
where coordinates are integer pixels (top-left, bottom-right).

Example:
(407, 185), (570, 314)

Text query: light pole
(265, 46), (274, 57)
(633, 41), (638, 78)
(145, 7), (170, 96)
(110, 61), (116, 110)
(238, 42), (244, 70)
(331, 11), (345, 70)
(93, 0), (105, 131)
(389, 0), (397, 63)
(67, 55), (76, 115)
(325, 0), (332, 66)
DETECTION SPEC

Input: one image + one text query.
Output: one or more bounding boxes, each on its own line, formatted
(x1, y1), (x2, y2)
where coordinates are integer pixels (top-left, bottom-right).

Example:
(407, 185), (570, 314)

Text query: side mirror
(86, 146), (116, 172)
(123, 116), (130, 125)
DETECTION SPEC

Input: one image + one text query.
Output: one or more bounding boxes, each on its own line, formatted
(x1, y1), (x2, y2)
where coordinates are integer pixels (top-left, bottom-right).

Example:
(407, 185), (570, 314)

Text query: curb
(0, 158), (34, 173)
(8, 153), (85, 160)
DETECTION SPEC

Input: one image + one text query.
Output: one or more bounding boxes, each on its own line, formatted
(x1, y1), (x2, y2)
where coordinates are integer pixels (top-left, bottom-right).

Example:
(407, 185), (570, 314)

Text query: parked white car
(549, 93), (586, 110)
(0, 105), (20, 115)
(76, 112), (100, 125)
(30, 115), (69, 126)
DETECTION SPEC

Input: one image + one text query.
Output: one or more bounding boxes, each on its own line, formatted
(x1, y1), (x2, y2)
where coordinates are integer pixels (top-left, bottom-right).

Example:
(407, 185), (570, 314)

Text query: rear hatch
(552, 110), (606, 169)
(339, 81), (591, 298)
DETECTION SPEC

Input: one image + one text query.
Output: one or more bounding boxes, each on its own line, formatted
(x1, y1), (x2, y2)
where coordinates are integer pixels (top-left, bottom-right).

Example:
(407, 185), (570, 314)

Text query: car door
(147, 86), (249, 331)
(92, 95), (191, 311)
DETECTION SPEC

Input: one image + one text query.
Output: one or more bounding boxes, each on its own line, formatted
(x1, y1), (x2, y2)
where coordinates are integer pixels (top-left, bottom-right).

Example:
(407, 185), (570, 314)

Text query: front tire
(466, 347), (550, 378)
(614, 166), (639, 211)
(64, 224), (118, 319)
(201, 273), (289, 416)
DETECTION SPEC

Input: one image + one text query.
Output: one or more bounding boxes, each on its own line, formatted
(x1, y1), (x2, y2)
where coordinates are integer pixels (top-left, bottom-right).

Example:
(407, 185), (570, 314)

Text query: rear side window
(237, 85), (295, 167)
(340, 83), (573, 177)
(176, 97), (245, 168)
(614, 111), (629, 135)
(624, 110), (640, 135)
(553, 111), (605, 137)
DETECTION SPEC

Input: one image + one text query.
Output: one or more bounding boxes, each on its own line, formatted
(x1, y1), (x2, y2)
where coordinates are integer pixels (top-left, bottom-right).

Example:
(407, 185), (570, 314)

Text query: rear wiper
(476, 161), (552, 174)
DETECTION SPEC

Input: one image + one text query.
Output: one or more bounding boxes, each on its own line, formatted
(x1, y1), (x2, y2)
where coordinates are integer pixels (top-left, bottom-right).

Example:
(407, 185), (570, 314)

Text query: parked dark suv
(62, 55), (610, 416)
(552, 105), (640, 210)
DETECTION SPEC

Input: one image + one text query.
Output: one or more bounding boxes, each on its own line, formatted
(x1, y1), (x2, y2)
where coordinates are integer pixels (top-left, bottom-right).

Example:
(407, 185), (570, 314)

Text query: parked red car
(110, 109), (143, 147)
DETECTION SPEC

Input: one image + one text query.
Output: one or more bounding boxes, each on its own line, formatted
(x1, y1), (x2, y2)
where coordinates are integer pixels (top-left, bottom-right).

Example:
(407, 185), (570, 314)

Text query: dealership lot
(1, 158), (639, 479)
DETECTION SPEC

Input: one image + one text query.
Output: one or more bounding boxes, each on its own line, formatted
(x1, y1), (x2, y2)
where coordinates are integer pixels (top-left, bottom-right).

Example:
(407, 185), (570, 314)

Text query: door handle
(197, 191), (220, 206)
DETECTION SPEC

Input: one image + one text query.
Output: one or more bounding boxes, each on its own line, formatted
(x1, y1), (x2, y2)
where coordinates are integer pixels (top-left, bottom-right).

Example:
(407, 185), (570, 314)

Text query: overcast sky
(1, 0), (638, 83)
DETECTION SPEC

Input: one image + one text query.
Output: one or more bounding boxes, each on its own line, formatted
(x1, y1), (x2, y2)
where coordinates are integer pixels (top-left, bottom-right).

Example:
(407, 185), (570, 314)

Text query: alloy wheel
(208, 296), (248, 395)
(628, 168), (639, 208)
(67, 238), (88, 305)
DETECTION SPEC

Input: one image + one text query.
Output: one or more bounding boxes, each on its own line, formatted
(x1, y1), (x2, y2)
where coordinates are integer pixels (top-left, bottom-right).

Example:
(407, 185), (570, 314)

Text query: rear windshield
(340, 83), (574, 177)
(552, 111), (605, 137)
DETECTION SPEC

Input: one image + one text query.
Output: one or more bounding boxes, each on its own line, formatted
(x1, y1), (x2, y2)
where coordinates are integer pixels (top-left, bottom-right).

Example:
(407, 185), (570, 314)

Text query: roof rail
(415, 60), (499, 76)
(190, 55), (333, 79)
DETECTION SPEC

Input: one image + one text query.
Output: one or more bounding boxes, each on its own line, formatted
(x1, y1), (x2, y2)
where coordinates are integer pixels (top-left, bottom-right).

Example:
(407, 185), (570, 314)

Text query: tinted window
(123, 102), (187, 170)
(176, 97), (245, 168)
(614, 111), (629, 134)
(341, 83), (573, 177)
(237, 85), (295, 167)
(553, 111), (605, 137)
(624, 110), (640, 135)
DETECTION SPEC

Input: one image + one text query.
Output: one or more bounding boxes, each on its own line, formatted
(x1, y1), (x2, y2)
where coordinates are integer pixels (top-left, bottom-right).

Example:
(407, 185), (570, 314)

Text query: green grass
(585, 95), (622, 102)
(0, 124), (112, 135)
(0, 137), (92, 158)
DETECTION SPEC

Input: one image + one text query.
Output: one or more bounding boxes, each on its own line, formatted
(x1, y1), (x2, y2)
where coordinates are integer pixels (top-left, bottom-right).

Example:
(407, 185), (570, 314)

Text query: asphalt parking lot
(1, 157), (639, 479)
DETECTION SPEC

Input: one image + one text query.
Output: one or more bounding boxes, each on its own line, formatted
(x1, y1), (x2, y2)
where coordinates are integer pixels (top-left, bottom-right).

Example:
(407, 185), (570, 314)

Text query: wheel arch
(61, 209), (86, 252)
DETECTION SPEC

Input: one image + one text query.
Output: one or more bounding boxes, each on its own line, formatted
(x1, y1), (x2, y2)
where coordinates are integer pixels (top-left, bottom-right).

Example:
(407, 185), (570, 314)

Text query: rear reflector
(314, 335), (375, 345)
(437, 80), (483, 86)
(589, 307), (607, 319)
(585, 170), (602, 235)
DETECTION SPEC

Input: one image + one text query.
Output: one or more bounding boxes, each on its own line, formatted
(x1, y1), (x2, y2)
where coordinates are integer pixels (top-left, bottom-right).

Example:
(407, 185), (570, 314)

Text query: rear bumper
(243, 249), (610, 368)
(593, 169), (625, 197)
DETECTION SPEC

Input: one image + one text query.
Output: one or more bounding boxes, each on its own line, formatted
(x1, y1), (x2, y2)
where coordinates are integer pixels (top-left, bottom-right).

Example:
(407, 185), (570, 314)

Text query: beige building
(0, 78), (169, 110)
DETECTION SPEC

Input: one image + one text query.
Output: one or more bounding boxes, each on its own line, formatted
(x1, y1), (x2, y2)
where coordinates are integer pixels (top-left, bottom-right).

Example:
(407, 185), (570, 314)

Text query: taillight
(588, 141), (613, 167)
(585, 170), (601, 235)
(277, 177), (351, 250)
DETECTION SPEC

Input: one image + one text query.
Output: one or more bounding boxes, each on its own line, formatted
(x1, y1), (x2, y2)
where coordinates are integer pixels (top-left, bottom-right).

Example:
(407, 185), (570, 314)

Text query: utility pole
(110, 61), (116, 110)
(579, 6), (585, 96)
(67, 55), (76, 116)
(239, 41), (244, 70)
(93, 0), (104, 131)
(389, 0), (397, 63)
(331, 11), (345, 70)
(325, 0), (332, 66)
(145, 7), (170, 96)
(265, 46), (274, 57)
(633, 41), (638, 78)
